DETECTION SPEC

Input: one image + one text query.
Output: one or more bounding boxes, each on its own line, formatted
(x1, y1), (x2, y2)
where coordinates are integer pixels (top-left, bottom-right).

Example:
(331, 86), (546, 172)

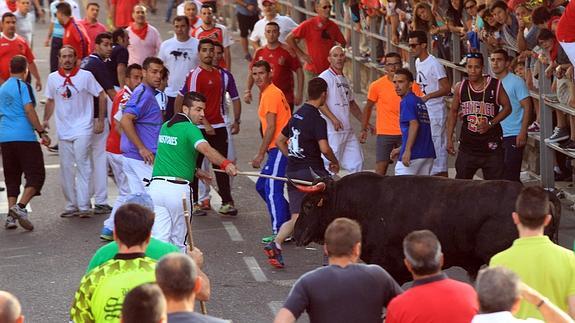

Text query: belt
(150, 176), (191, 185)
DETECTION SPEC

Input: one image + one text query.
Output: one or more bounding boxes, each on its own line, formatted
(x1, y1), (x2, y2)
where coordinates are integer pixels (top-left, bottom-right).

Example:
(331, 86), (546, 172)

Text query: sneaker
(218, 203), (238, 216)
(261, 234), (276, 244)
(94, 204), (113, 215)
(545, 127), (570, 143)
(47, 144), (58, 152)
(562, 140), (575, 151)
(9, 205), (33, 231)
(78, 210), (93, 218)
(264, 242), (285, 268)
(192, 204), (207, 216)
(60, 209), (79, 218)
(100, 227), (113, 241)
(199, 199), (211, 211)
(4, 214), (17, 229)
(527, 121), (540, 133)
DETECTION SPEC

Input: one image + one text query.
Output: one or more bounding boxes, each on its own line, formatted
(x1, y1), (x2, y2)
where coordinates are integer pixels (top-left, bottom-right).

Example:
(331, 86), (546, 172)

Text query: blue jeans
(256, 148), (290, 234)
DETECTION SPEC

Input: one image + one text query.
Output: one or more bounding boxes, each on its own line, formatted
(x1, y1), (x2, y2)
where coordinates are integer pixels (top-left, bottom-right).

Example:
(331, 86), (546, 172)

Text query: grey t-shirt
(168, 311), (230, 323)
(283, 264), (403, 323)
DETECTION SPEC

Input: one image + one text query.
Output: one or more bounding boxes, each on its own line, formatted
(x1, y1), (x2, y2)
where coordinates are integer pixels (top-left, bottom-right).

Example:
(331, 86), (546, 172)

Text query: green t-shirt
(490, 236), (575, 320)
(71, 255), (156, 323)
(152, 115), (207, 181)
(86, 238), (180, 273)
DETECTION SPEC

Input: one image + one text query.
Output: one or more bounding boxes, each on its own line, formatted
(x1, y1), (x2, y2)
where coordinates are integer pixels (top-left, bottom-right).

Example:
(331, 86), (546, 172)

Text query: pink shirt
(78, 19), (107, 52)
(126, 24), (162, 65)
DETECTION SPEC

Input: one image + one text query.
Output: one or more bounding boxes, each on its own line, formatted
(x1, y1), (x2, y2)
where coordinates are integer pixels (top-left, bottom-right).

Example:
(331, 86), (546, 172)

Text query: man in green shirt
(149, 91), (238, 252)
(490, 186), (575, 320)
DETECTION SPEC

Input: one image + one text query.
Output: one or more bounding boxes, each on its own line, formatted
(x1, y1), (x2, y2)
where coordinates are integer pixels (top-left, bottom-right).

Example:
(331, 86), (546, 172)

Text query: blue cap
(124, 192), (154, 211)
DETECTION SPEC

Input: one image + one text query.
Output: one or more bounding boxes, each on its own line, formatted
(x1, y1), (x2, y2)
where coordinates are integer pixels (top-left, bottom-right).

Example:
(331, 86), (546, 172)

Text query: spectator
(464, 0), (484, 53)
(78, 2), (107, 53)
(515, 3), (540, 52)
(70, 203), (158, 322)
(191, 4), (233, 69)
(473, 266), (573, 323)
(249, 0), (298, 49)
(108, 28), (130, 88)
(386, 230), (479, 323)
(14, 0), (34, 45)
(273, 218), (402, 323)
(491, 0), (520, 50)
(557, 0), (575, 66)
(0, 291), (24, 323)
(127, 5), (162, 65)
(46, 0), (81, 72)
(156, 252), (227, 322)
(121, 283), (167, 323)
(286, 0), (346, 80)
(110, 0), (139, 28)
(0, 56), (49, 231)
(411, 2), (450, 60)
(234, 0), (259, 61)
(56, 2), (90, 62)
(490, 186), (575, 319)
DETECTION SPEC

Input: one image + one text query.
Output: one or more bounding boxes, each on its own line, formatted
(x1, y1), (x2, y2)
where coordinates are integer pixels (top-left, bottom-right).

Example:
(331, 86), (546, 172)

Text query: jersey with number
(152, 114), (207, 182)
(458, 76), (503, 155)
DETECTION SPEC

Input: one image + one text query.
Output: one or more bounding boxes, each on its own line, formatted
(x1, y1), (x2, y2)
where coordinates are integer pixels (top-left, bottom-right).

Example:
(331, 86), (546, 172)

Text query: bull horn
(294, 182), (326, 194)
(309, 167), (321, 180)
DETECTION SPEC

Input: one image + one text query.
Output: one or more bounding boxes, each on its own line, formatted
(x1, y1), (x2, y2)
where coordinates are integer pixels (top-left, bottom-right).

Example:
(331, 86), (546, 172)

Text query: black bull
(292, 172), (561, 285)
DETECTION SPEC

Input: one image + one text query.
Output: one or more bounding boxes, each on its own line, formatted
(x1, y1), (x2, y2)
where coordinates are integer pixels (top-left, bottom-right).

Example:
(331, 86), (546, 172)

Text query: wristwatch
(488, 120), (495, 127)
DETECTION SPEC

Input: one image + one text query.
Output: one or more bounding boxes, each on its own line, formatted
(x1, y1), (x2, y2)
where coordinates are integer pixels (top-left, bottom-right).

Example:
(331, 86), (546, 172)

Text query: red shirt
(557, 0), (575, 43)
(386, 275), (478, 323)
(180, 66), (224, 126)
(110, 0), (139, 28)
(252, 45), (301, 105)
(63, 17), (91, 59)
(290, 16), (346, 74)
(191, 25), (229, 68)
(78, 19), (107, 52)
(0, 34), (34, 81)
(107, 86), (132, 154)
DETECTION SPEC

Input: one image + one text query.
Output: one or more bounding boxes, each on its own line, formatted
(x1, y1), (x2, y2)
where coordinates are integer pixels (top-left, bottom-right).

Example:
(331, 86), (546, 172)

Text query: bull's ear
(317, 198), (324, 207)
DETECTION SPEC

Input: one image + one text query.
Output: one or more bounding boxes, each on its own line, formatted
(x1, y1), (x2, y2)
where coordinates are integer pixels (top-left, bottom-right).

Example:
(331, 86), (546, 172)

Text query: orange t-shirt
(258, 83), (291, 150)
(367, 76), (423, 135)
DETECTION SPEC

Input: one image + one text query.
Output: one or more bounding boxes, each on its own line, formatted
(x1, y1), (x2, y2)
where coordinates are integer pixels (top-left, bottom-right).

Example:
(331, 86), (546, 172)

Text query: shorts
(376, 135), (402, 162)
(237, 13), (259, 38)
(394, 158), (434, 176)
(286, 167), (329, 215)
(1, 141), (45, 198)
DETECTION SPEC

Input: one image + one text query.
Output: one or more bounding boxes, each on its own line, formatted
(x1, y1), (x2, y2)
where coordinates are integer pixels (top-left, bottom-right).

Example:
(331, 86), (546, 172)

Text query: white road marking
(243, 256), (268, 282)
(1, 254), (31, 260)
(268, 301), (283, 316)
(222, 221), (243, 241)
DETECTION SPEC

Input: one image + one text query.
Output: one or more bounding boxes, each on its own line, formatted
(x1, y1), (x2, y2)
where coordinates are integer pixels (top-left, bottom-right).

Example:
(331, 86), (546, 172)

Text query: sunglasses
(408, 43), (420, 48)
(465, 52), (483, 59)
(465, 3), (476, 9)
(322, 5), (332, 9)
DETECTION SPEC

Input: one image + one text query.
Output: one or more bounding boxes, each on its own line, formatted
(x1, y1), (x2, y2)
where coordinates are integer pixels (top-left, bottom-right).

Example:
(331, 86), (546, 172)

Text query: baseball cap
(124, 192), (154, 211)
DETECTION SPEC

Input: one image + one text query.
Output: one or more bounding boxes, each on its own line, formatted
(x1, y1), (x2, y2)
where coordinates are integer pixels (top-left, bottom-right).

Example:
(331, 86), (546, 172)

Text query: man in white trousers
(43, 45), (107, 218)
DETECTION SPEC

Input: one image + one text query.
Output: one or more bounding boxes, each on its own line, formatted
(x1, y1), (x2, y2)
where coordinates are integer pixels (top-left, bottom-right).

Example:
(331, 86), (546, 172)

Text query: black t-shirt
(108, 44), (129, 87)
(82, 53), (115, 118)
(281, 103), (328, 171)
(284, 263), (403, 323)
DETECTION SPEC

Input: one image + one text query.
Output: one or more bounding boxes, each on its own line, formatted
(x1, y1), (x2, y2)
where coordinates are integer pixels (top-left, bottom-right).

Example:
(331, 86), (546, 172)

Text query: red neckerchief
(6, 0), (16, 12)
(190, 16), (198, 26)
(58, 66), (80, 87)
(130, 22), (148, 40)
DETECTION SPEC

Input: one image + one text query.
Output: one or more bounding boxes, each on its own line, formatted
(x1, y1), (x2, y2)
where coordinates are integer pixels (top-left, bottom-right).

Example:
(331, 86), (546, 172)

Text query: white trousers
(123, 156), (153, 193)
(60, 135), (93, 211)
(91, 120), (109, 205)
(430, 117), (448, 175)
(323, 131), (363, 173)
(198, 123), (236, 203)
(149, 180), (191, 252)
(395, 158), (434, 175)
(103, 152), (131, 230)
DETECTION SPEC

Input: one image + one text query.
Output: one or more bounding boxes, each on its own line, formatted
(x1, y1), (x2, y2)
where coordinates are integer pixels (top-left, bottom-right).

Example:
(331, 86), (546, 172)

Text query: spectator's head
(489, 49), (510, 75)
(112, 28), (129, 47)
(465, 52), (484, 82)
(181, 91), (207, 125)
(197, 38), (215, 66)
(314, 0), (332, 19)
(213, 41), (224, 66)
(55, 2), (72, 25)
(532, 5), (551, 28)
(511, 58), (526, 78)
(403, 230), (443, 277)
(132, 4), (147, 24)
(328, 45), (346, 72)
(408, 30), (428, 57)
(514, 3), (532, 26)
(16, 0), (30, 15)
(95, 32), (113, 59)
(0, 291), (23, 323)
(464, 0), (479, 16)
(481, 7), (499, 30)
(173, 15), (190, 39)
(262, 0), (278, 17)
(125, 63), (143, 90)
(264, 22), (280, 44)
(393, 68), (414, 97)
(9, 55), (28, 76)
(58, 45), (77, 70)
(156, 253), (202, 303)
(307, 77), (328, 104)
(476, 267), (521, 314)
(383, 52), (402, 76)
(200, 4), (214, 25)
(85, 2), (100, 21)
(414, 2), (434, 30)
(513, 186), (552, 231)
(142, 57), (164, 89)
(113, 203), (155, 250)
(537, 28), (556, 51)
(490, 0), (509, 25)
(324, 218), (362, 259)
(184, 1), (198, 18)
(2, 12), (16, 37)
(252, 60), (273, 89)
(121, 283), (167, 323)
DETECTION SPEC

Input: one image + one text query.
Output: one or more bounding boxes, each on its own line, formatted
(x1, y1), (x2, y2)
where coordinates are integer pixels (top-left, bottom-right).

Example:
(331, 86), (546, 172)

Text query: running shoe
(563, 140), (575, 152)
(264, 242), (284, 268)
(47, 144), (58, 152)
(545, 127), (570, 143)
(60, 209), (79, 218)
(78, 210), (93, 218)
(199, 199), (211, 211)
(100, 227), (113, 241)
(527, 121), (540, 133)
(261, 234), (276, 244)
(94, 204), (113, 215)
(192, 204), (207, 216)
(9, 205), (33, 231)
(4, 214), (17, 229)
(218, 203), (238, 216)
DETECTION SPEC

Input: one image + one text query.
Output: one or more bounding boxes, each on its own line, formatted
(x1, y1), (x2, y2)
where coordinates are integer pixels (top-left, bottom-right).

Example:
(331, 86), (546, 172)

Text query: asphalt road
(0, 1), (574, 322)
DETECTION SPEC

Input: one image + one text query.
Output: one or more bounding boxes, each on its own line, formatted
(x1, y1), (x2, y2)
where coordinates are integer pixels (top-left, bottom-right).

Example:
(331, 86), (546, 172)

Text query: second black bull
(292, 172), (561, 285)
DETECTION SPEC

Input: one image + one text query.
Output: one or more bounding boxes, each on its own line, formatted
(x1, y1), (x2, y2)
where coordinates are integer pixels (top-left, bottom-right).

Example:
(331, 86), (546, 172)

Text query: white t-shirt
(158, 36), (199, 97)
(319, 67), (355, 133)
(415, 54), (447, 119)
(15, 10), (34, 44)
(44, 69), (103, 140)
(471, 311), (542, 323)
(249, 14), (299, 46)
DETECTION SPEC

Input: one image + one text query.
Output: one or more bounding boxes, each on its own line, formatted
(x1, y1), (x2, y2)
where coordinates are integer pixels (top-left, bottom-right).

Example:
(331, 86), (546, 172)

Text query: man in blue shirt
(0, 56), (50, 230)
(489, 49), (531, 182)
(391, 68), (436, 176)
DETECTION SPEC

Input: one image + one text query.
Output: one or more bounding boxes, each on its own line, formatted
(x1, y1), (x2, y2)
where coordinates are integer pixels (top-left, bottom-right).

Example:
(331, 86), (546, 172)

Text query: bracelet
(537, 299), (545, 308)
(36, 129), (47, 136)
(220, 159), (232, 170)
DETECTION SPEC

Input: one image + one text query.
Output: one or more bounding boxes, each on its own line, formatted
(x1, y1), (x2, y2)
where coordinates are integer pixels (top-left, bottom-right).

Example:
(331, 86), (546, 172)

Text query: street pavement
(0, 1), (574, 322)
